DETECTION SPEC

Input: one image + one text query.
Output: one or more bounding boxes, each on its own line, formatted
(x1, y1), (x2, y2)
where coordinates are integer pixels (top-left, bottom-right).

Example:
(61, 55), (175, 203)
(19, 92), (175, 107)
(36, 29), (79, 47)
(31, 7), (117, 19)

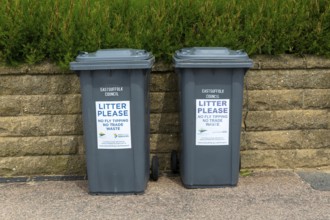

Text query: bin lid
(70, 49), (155, 70)
(173, 47), (253, 68)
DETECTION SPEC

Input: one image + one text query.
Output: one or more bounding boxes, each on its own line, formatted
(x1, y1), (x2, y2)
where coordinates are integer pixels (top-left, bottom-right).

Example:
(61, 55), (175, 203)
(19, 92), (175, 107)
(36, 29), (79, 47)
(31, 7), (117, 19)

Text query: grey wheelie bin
(172, 47), (253, 188)
(70, 49), (158, 194)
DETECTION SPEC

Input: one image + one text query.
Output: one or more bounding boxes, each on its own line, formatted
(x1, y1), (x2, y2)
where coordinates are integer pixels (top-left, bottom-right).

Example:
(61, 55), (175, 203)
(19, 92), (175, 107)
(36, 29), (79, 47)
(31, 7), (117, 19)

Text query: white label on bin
(95, 101), (131, 149)
(196, 99), (230, 146)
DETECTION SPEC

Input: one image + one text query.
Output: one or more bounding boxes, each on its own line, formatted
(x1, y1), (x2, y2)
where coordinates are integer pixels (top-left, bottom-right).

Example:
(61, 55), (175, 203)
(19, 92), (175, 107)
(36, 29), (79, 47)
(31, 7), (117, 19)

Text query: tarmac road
(0, 170), (329, 220)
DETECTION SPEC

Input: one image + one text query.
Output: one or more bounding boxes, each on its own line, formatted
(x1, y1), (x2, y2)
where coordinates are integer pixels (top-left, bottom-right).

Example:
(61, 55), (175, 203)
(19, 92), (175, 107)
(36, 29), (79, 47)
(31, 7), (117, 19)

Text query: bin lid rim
(174, 47), (250, 60)
(70, 57), (155, 70)
(75, 49), (153, 62)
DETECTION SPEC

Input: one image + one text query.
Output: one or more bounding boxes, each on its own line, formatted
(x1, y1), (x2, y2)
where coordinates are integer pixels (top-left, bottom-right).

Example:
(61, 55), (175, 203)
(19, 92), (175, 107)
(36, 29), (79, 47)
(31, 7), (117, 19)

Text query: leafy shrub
(0, 0), (329, 67)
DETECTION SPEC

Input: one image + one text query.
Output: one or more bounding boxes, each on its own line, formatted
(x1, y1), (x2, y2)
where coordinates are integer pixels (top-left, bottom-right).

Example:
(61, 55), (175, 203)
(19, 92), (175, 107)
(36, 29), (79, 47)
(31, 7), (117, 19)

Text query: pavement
(0, 170), (329, 220)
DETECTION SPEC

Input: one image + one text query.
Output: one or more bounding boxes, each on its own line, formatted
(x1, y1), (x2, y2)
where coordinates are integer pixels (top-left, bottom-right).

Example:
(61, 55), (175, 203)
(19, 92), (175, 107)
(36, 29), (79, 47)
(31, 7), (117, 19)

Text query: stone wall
(241, 55), (330, 170)
(0, 55), (329, 177)
(0, 64), (84, 177)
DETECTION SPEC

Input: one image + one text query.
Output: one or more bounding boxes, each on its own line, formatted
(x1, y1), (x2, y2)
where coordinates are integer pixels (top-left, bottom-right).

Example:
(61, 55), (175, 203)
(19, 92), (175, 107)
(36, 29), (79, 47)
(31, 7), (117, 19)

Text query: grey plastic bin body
(70, 49), (154, 194)
(173, 47), (253, 188)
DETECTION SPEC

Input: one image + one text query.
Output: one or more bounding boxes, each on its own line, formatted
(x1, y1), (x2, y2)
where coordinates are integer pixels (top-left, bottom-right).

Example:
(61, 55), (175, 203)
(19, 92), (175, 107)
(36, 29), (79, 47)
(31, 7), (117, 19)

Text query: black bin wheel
(171, 150), (179, 174)
(150, 156), (159, 181)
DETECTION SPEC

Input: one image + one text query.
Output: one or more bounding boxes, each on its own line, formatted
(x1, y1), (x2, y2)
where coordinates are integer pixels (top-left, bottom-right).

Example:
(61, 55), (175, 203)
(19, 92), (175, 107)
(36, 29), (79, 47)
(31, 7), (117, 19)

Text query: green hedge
(0, 0), (329, 67)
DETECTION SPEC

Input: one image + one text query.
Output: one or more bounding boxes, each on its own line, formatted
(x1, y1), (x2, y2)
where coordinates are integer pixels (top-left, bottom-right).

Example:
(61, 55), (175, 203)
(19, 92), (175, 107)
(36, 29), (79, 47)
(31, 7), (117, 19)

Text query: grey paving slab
(297, 171), (330, 191)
